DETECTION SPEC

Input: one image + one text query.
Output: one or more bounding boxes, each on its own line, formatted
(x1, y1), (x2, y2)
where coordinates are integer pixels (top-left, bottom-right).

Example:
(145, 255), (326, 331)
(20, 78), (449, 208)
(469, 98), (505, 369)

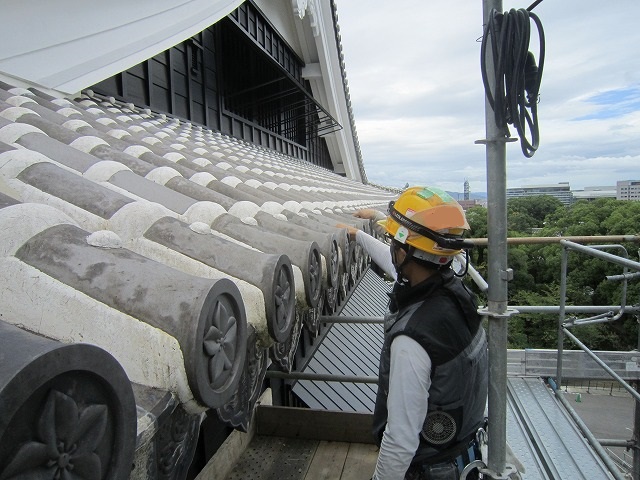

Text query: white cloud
(337, 1), (640, 193)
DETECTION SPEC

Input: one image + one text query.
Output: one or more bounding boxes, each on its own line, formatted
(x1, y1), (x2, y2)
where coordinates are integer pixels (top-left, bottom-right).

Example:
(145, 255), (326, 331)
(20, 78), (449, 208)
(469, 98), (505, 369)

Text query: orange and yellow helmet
(381, 186), (471, 265)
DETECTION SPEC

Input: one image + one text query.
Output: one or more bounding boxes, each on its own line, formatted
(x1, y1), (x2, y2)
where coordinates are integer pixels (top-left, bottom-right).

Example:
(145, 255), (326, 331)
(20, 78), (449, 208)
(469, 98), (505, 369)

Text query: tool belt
(405, 437), (481, 480)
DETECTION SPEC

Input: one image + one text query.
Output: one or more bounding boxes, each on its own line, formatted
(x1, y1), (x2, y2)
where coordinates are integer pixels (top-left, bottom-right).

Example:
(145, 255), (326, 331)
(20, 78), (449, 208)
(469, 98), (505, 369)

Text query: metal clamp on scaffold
(474, 137), (519, 145)
(478, 306), (520, 319)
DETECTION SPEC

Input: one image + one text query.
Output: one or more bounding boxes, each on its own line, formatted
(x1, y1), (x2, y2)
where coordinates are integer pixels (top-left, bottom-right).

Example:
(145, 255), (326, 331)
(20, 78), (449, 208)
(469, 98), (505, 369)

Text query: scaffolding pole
(634, 381), (640, 480)
(479, 0), (511, 477)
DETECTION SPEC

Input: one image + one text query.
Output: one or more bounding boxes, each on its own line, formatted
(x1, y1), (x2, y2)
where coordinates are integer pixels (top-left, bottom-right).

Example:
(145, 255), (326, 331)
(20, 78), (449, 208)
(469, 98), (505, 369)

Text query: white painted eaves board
(0, 0), (244, 94)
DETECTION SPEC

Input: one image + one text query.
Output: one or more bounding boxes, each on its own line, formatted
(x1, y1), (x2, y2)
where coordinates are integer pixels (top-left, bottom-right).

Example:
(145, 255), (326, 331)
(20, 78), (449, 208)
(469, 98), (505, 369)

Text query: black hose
(481, 8), (545, 158)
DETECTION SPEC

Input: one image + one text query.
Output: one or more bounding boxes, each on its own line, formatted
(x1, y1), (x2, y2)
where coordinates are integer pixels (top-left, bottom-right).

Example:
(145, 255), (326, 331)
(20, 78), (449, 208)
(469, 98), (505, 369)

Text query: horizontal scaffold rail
(321, 304), (640, 324)
(468, 234), (640, 246)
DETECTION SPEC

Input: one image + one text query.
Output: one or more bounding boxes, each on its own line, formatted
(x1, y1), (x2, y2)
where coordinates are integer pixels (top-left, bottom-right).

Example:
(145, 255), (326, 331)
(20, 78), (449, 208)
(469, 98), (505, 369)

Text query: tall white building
(617, 180), (640, 201)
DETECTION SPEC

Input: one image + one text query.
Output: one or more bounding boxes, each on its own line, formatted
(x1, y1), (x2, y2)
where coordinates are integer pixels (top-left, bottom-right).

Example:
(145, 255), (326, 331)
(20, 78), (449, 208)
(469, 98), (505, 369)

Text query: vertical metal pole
(636, 320), (640, 480)
(556, 245), (568, 387)
(637, 315), (640, 354)
(482, 0), (508, 476)
(634, 380), (640, 479)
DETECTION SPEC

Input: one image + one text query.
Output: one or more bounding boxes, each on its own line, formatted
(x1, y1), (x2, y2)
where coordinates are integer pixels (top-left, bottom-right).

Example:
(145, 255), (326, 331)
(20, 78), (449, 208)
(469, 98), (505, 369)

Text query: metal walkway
(506, 376), (615, 479)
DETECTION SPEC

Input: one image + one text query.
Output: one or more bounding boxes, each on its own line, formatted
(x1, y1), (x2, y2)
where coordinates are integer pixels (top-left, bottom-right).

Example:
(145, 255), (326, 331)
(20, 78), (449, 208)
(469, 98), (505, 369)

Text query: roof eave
(289, 0), (366, 183)
(0, 0), (244, 96)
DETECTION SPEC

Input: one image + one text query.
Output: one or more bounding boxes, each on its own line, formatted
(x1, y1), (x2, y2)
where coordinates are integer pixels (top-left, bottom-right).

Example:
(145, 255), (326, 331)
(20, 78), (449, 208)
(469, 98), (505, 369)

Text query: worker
(340, 186), (488, 479)
(338, 208), (396, 280)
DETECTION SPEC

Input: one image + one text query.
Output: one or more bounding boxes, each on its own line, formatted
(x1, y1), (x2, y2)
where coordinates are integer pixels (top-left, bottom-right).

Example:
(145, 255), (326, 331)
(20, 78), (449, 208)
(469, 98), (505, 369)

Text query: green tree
(602, 200), (640, 234)
(543, 198), (634, 237)
(466, 206), (488, 269)
(469, 197), (639, 351)
(507, 195), (564, 232)
(509, 286), (561, 348)
(508, 246), (536, 295)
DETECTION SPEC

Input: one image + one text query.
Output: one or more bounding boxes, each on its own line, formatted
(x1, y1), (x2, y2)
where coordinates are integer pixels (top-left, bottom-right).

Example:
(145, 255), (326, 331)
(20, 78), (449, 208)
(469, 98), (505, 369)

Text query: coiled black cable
(481, 7), (545, 158)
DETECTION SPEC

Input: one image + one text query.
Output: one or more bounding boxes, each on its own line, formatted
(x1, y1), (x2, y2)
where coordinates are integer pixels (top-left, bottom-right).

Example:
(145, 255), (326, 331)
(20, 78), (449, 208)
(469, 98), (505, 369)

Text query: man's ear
(394, 246), (407, 264)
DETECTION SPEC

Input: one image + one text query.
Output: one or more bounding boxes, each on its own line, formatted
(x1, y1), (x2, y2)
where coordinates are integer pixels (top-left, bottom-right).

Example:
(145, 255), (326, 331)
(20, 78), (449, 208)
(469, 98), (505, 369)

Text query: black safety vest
(372, 269), (488, 466)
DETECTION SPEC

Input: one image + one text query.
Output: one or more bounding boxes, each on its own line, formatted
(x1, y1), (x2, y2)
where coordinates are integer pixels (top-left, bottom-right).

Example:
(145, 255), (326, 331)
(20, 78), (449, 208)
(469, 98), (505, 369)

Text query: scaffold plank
(507, 377), (616, 479)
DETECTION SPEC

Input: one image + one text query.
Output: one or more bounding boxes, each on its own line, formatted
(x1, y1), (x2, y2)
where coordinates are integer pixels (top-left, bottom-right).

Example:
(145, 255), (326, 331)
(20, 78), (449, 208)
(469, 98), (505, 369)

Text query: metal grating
(339, 268), (392, 318)
(225, 435), (317, 480)
(293, 268), (389, 412)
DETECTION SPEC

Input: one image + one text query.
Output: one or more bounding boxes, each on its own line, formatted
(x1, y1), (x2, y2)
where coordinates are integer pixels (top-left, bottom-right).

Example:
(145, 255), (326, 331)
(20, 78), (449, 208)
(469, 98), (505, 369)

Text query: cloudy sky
(335, 1), (640, 195)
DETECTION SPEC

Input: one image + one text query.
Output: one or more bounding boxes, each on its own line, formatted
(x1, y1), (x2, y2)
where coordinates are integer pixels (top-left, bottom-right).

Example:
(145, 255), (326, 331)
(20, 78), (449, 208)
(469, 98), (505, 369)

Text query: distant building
(617, 180), (640, 201)
(507, 182), (573, 206)
(459, 199), (486, 210)
(572, 186), (617, 202)
(455, 180), (486, 210)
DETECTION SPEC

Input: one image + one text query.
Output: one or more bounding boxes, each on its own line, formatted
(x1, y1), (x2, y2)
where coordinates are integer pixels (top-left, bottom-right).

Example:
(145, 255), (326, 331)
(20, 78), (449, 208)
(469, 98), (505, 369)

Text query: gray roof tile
(0, 81), (395, 434)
